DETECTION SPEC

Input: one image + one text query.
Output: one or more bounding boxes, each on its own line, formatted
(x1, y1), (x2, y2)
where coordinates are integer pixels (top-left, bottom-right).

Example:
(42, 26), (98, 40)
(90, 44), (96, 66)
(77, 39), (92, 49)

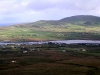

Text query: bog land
(0, 43), (100, 75)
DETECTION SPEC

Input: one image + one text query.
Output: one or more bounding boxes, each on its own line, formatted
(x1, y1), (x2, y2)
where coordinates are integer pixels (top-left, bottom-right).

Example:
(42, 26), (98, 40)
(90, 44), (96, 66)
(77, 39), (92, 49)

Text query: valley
(0, 15), (100, 75)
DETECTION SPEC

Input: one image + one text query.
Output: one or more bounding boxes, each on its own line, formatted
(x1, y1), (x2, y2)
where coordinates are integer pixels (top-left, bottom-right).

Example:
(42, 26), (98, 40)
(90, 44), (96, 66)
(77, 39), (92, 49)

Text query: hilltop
(13, 15), (100, 28)
(60, 15), (100, 24)
(1, 15), (100, 42)
(59, 15), (100, 25)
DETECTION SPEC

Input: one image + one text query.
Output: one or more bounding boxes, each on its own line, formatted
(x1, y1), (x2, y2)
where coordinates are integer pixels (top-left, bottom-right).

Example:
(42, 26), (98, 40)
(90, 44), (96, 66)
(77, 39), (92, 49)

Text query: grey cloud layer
(26, 0), (99, 11)
(0, 0), (100, 24)
(0, 0), (99, 14)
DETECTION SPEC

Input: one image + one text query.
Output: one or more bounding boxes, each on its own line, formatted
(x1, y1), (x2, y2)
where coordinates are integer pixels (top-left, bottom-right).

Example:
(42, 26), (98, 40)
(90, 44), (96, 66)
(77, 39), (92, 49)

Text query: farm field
(0, 23), (100, 42)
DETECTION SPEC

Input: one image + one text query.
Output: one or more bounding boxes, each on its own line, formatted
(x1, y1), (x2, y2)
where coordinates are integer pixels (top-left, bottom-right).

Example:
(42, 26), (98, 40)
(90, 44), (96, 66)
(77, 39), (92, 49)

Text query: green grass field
(0, 23), (100, 41)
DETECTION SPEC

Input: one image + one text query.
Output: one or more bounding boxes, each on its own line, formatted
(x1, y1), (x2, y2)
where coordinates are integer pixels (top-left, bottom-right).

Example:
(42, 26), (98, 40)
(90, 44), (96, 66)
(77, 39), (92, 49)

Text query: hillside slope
(14, 15), (100, 27)
(1, 15), (100, 42)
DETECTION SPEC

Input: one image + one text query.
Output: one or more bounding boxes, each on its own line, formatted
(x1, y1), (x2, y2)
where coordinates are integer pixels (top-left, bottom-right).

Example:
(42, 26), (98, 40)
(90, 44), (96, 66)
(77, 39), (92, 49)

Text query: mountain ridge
(59, 15), (100, 25)
(13, 15), (100, 27)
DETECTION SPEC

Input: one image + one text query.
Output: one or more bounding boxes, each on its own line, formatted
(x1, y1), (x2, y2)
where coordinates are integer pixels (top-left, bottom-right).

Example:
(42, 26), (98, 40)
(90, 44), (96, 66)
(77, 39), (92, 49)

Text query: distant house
(11, 60), (16, 63)
(11, 46), (15, 48)
(80, 48), (86, 52)
(63, 50), (66, 52)
(23, 51), (28, 53)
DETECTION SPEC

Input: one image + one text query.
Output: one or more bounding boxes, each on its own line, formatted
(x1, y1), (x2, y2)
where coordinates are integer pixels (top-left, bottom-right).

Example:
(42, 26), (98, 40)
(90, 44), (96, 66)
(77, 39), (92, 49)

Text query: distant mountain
(59, 15), (100, 25)
(13, 15), (100, 27)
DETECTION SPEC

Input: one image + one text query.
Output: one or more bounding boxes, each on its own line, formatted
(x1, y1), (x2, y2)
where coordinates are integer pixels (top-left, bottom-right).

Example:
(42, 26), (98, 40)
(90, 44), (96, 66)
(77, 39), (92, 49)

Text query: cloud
(0, 0), (100, 25)
(0, 0), (99, 15)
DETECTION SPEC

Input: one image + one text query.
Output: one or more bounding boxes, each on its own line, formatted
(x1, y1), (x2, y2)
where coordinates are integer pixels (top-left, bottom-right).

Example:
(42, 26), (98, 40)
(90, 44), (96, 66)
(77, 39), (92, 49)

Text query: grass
(0, 23), (100, 41)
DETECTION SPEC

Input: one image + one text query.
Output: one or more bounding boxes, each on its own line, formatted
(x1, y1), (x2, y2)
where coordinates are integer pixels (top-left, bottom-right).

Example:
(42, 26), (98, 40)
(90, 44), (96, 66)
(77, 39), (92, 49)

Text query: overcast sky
(0, 0), (100, 26)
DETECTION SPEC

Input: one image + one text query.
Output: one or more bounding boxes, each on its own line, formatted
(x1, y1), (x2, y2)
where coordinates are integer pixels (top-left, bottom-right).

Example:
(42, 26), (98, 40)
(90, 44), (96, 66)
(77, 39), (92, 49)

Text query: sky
(0, 0), (100, 26)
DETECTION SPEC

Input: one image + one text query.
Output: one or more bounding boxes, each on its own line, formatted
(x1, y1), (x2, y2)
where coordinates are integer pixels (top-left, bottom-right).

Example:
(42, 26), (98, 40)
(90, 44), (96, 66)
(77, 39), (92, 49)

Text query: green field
(0, 15), (100, 41)
(0, 23), (100, 42)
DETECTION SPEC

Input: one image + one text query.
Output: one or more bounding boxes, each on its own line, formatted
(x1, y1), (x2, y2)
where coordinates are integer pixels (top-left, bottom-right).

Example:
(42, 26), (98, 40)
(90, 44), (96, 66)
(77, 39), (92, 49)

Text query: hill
(1, 15), (100, 42)
(59, 15), (100, 25)
(13, 15), (100, 27)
